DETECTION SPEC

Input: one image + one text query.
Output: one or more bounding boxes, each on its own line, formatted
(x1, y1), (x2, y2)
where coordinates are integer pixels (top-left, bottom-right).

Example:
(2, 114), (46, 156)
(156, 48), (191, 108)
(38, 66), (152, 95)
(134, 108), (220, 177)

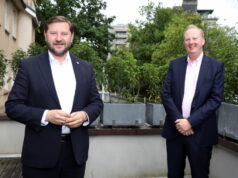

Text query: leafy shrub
(0, 50), (6, 87)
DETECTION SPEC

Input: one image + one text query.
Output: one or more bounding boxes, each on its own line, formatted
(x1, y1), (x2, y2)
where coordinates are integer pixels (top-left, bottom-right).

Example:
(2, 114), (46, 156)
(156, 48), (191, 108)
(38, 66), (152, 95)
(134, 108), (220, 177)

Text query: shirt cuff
(41, 110), (49, 126)
(82, 111), (90, 126)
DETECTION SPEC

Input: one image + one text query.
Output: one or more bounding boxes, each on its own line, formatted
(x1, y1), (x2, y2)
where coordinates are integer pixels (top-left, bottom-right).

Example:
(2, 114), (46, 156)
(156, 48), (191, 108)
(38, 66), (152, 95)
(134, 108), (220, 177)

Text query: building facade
(0, 0), (37, 110)
(0, 0), (37, 59)
(110, 24), (130, 50)
(182, 0), (198, 11)
(182, 0), (216, 24)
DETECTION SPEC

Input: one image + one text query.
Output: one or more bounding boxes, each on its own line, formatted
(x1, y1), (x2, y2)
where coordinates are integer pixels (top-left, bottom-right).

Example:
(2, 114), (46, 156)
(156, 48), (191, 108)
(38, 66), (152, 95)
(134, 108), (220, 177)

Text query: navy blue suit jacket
(5, 51), (103, 168)
(162, 55), (224, 146)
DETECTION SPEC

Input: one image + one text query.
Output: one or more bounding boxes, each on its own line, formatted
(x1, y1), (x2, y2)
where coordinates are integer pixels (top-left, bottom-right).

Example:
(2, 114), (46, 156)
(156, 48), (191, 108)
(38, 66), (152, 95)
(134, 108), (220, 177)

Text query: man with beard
(5, 16), (103, 178)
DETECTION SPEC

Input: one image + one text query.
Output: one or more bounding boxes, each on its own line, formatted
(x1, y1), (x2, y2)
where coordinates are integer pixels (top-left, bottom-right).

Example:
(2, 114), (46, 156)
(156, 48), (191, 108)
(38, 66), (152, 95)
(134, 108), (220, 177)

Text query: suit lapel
(192, 55), (210, 106)
(71, 55), (83, 111)
(196, 56), (209, 94)
(179, 57), (188, 103)
(37, 52), (61, 108)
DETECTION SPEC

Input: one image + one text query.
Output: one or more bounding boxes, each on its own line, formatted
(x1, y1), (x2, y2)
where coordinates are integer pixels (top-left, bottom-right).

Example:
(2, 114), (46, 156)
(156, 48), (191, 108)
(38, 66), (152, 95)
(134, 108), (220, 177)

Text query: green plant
(0, 50), (7, 87)
(70, 41), (105, 87)
(10, 42), (45, 79)
(203, 25), (238, 104)
(27, 42), (46, 57)
(11, 49), (27, 79)
(105, 49), (139, 102)
(139, 63), (168, 103)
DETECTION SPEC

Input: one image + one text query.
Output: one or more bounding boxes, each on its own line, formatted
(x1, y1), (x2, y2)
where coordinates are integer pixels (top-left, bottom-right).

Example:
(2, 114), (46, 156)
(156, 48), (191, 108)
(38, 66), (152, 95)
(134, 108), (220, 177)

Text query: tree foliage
(105, 49), (139, 102)
(11, 43), (46, 78)
(128, 4), (184, 64)
(139, 63), (168, 103)
(124, 3), (238, 104)
(204, 25), (238, 103)
(70, 41), (105, 87)
(35, 0), (115, 60)
(27, 42), (46, 57)
(0, 50), (6, 87)
(11, 49), (28, 79)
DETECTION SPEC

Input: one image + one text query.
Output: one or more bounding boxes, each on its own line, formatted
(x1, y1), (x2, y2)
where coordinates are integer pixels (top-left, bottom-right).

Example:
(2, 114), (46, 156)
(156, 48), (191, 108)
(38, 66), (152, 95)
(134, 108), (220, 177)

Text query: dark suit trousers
(22, 136), (86, 178)
(166, 136), (212, 178)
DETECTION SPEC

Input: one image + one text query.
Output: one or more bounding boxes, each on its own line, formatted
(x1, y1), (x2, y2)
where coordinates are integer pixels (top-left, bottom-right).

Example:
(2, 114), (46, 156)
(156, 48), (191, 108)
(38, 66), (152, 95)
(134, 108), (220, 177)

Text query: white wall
(86, 135), (168, 178)
(0, 120), (24, 155)
(210, 145), (238, 178)
(0, 121), (238, 178)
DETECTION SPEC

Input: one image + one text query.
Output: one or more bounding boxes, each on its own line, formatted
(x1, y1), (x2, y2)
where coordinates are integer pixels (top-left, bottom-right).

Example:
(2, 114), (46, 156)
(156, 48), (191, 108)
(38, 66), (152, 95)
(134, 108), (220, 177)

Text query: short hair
(44, 16), (74, 33)
(184, 24), (205, 39)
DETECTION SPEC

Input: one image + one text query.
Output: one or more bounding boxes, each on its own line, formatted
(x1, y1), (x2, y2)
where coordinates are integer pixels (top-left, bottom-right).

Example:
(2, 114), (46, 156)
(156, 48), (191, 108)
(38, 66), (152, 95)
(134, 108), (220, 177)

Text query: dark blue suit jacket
(162, 55), (224, 146)
(5, 51), (103, 168)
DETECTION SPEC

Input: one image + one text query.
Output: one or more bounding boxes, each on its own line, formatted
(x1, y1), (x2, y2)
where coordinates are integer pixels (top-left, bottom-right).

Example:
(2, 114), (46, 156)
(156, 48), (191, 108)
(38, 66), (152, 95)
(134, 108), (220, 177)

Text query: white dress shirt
(41, 51), (89, 134)
(182, 52), (203, 119)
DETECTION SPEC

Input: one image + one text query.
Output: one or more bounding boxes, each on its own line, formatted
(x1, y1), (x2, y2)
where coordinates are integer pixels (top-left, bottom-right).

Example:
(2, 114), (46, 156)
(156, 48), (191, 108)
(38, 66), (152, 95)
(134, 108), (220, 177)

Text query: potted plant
(102, 49), (146, 127)
(139, 63), (168, 127)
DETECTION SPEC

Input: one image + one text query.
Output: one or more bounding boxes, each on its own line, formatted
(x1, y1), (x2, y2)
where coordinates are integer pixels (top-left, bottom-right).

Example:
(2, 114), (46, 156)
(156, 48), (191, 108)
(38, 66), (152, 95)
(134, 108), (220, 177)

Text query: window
(116, 38), (127, 42)
(116, 31), (127, 36)
(23, 0), (36, 10)
(4, 1), (11, 33)
(12, 9), (18, 38)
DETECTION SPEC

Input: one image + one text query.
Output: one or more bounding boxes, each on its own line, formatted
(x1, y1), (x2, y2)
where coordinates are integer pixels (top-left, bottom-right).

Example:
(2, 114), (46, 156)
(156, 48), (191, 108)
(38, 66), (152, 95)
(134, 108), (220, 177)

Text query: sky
(103, 0), (238, 29)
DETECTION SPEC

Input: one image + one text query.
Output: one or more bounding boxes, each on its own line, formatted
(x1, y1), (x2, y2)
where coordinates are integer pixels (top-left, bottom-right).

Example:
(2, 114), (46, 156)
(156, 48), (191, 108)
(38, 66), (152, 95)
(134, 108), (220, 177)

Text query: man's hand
(183, 128), (194, 136)
(175, 119), (193, 136)
(45, 110), (70, 125)
(65, 111), (88, 128)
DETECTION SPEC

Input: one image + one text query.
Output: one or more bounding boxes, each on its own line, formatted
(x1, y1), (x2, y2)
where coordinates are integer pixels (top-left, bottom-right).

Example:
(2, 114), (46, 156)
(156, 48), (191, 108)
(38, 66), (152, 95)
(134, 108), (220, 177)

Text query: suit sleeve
(162, 62), (183, 123)
(5, 60), (44, 131)
(188, 62), (224, 127)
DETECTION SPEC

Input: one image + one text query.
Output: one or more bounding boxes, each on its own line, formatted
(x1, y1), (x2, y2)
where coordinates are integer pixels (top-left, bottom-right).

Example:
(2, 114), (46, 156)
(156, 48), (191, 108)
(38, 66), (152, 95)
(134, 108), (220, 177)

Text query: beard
(46, 40), (72, 57)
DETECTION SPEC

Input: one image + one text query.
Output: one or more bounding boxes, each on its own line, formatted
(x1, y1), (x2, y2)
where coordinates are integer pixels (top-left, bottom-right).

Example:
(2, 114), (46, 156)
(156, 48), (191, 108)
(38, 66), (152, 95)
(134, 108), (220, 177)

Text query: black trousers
(166, 136), (212, 178)
(22, 136), (86, 178)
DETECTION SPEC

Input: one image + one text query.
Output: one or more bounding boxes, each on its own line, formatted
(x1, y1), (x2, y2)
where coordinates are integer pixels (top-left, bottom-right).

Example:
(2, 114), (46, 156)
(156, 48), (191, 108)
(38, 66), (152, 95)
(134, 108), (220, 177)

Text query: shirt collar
(48, 51), (71, 64)
(187, 52), (203, 65)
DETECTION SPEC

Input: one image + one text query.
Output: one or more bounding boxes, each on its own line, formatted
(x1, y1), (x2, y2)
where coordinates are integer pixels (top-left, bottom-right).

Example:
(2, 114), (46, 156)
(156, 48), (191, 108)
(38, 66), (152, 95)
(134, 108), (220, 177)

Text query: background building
(0, 0), (38, 59)
(0, 0), (38, 111)
(109, 24), (130, 50)
(182, 0), (216, 24)
(182, 0), (198, 11)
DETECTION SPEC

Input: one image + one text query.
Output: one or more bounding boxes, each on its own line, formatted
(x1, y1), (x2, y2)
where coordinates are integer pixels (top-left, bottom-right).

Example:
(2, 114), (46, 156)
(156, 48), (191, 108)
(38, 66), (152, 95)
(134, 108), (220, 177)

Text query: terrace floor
(0, 158), (21, 178)
(0, 157), (192, 178)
